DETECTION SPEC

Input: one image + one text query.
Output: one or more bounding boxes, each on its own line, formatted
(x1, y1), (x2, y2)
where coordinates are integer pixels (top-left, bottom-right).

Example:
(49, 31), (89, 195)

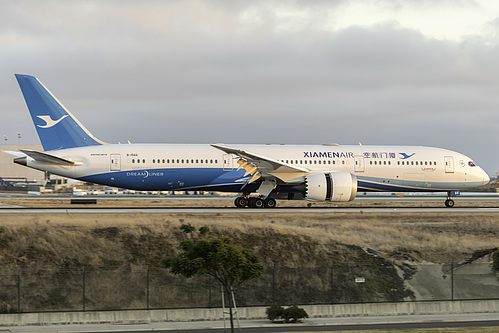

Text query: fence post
(82, 267), (86, 312)
(330, 262), (334, 304)
(272, 262), (276, 304)
(208, 275), (212, 308)
(17, 273), (21, 313)
(451, 259), (454, 301)
(146, 266), (150, 310)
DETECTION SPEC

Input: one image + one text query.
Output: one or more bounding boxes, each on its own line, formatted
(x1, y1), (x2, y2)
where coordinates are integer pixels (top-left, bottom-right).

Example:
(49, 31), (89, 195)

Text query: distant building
(0, 145), (45, 184)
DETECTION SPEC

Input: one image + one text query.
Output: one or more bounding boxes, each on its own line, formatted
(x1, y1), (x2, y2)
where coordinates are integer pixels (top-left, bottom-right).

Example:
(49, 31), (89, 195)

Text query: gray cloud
(1, 1), (499, 173)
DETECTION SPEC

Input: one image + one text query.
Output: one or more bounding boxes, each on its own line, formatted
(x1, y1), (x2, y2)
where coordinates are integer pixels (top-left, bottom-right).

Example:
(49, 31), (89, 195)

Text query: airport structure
(0, 145), (45, 186)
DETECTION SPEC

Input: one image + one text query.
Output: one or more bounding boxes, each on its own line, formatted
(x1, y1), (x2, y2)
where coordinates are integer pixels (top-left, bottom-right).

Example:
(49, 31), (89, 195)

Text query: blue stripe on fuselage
(79, 168), (249, 191)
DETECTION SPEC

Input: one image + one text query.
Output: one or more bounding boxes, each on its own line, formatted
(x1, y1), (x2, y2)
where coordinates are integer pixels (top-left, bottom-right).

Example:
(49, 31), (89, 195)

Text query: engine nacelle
(305, 172), (357, 202)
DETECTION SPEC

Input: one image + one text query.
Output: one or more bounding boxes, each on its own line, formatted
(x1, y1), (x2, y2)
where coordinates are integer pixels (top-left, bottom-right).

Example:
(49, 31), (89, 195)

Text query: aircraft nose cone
(481, 169), (490, 185)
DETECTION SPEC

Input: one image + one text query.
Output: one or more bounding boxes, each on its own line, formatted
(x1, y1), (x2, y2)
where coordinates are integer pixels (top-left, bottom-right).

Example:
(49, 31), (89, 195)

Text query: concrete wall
(0, 299), (498, 327)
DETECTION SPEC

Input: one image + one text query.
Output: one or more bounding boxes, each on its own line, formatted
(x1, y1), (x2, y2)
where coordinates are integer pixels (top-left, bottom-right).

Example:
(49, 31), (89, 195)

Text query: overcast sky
(2, 0), (499, 174)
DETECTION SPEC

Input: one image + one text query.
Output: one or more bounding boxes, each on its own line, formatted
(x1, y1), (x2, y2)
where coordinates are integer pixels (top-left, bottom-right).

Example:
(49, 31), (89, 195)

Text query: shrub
(266, 305), (285, 322)
(283, 305), (309, 323)
(492, 248), (499, 275)
(266, 305), (308, 323)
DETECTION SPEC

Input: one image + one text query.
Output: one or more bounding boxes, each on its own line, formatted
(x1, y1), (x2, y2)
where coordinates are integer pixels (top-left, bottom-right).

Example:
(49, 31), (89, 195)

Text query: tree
(162, 224), (265, 333)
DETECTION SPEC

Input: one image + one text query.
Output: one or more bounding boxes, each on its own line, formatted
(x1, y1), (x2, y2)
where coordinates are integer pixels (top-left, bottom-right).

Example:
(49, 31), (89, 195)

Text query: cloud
(1, 1), (499, 172)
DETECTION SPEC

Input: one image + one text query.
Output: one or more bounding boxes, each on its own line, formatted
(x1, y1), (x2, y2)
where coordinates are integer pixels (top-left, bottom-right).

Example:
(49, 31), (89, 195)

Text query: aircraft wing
(210, 144), (309, 183)
(20, 149), (80, 166)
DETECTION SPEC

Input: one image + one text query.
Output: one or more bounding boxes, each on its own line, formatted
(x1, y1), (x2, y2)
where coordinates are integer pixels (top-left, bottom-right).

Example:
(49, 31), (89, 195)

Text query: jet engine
(304, 172), (357, 202)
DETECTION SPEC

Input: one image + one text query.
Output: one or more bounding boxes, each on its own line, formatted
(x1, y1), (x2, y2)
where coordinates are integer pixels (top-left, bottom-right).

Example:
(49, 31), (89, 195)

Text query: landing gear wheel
(249, 197), (264, 208)
(234, 196), (248, 208)
(445, 199), (455, 208)
(264, 198), (277, 208)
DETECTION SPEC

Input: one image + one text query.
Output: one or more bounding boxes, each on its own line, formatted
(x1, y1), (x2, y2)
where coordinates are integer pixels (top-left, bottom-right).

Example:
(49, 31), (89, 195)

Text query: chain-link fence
(0, 262), (497, 313)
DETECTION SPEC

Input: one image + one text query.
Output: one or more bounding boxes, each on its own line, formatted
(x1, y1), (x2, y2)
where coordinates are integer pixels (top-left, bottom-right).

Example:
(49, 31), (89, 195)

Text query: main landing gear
(445, 191), (455, 208)
(234, 196), (276, 208)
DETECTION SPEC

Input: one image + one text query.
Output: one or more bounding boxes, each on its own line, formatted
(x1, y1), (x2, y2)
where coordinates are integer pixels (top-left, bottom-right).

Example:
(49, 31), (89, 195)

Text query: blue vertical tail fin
(15, 74), (106, 151)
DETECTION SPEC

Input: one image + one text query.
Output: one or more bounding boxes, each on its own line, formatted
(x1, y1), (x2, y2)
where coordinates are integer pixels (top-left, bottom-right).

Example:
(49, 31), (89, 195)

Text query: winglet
(15, 74), (106, 151)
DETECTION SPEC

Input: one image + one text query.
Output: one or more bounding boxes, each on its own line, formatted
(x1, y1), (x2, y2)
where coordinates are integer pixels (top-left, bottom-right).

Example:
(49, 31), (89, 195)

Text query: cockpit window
(468, 161), (476, 167)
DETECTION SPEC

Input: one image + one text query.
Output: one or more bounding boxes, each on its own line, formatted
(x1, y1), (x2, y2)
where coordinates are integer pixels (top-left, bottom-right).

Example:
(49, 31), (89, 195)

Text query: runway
(2, 205), (499, 214)
(2, 194), (499, 214)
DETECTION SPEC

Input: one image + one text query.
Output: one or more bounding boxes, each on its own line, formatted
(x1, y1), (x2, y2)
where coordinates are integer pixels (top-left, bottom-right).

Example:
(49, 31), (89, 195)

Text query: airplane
(6, 74), (490, 208)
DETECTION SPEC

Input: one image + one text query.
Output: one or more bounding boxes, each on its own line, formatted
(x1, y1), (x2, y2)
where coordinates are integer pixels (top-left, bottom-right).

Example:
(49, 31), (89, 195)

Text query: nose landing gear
(445, 191), (456, 208)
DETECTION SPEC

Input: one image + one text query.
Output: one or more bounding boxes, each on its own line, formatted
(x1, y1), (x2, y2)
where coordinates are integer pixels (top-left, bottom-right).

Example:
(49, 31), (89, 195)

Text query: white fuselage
(23, 144), (489, 193)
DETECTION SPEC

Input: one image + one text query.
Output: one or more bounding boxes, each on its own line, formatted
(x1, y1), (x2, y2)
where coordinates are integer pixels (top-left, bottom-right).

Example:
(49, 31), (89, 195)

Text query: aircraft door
(223, 154), (234, 171)
(444, 156), (454, 173)
(110, 154), (121, 171)
(354, 156), (365, 172)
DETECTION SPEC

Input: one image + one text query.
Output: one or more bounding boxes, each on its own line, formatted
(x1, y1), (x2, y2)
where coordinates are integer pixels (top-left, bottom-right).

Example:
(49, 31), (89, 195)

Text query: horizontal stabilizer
(20, 149), (80, 166)
(1, 151), (27, 158)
